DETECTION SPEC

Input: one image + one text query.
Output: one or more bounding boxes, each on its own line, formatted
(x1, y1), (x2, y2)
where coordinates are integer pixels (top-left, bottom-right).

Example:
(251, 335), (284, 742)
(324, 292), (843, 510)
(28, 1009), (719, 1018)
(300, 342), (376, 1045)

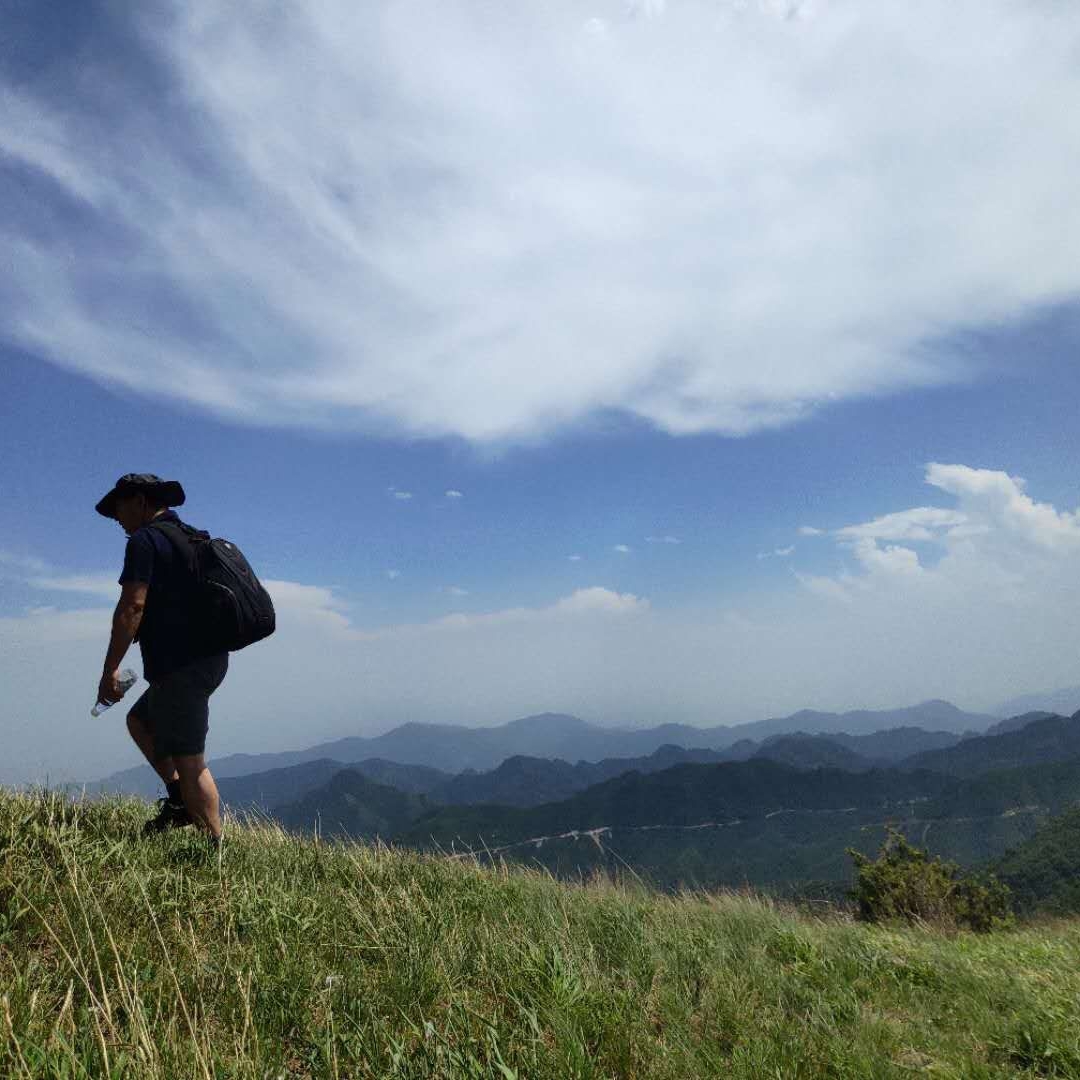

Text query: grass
(1, 791), (1080, 1078)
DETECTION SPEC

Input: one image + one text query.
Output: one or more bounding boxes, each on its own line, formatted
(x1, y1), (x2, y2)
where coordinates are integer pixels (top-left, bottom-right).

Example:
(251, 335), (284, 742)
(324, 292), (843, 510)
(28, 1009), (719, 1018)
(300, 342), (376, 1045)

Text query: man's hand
(97, 669), (125, 708)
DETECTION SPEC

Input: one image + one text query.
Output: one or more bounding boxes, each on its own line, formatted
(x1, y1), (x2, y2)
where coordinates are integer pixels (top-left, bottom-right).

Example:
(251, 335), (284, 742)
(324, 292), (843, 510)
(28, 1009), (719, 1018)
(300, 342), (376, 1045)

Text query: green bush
(848, 827), (1013, 932)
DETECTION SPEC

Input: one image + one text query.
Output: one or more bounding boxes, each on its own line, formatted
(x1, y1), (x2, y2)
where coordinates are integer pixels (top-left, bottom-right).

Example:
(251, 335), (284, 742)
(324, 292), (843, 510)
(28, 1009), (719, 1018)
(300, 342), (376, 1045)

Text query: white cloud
(551, 587), (648, 616)
(27, 574), (120, 599)
(386, 569), (401, 580)
(836, 507), (967, 544)
(262, 579), (354, 633)
(925, 464), (1080, 552)
(1, 552), (119, 600)
(567, 554), (583, 562)
(445, 490), (464, 499)
(442, 585), (469, 597)
(645, 535), (681, 545)
(390, 490), (413, 501)
(757, 545), (796, 560)
(3, 2), (1078, 442)
(356, 586), (648, 640)
(613, 544), (631, 554)
(798, 526), (824, 537)
(0, 551), (49, 574)
(801, 464), (1080, 605)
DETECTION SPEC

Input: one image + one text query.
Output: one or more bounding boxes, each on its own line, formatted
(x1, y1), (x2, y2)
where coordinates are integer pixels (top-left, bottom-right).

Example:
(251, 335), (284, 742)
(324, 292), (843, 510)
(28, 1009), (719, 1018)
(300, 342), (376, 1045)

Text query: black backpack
(148, 520), (276, 652)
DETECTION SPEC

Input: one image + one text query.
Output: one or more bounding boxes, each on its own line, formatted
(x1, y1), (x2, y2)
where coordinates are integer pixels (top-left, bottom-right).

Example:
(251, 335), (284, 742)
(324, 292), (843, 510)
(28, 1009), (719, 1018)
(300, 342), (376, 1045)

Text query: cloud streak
(2, 2), (1078, 442)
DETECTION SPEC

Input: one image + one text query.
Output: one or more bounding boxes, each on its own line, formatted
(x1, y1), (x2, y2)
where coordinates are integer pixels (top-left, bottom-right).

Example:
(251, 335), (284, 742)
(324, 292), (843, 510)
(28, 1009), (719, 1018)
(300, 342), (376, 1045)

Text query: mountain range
(90, 699), (994, 798)
(74, 700), (1080, 896)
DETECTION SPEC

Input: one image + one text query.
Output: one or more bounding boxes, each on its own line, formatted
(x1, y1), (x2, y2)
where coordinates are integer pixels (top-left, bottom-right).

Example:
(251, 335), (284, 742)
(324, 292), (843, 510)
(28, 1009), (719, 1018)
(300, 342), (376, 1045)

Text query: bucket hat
(95, 473), (186, 519)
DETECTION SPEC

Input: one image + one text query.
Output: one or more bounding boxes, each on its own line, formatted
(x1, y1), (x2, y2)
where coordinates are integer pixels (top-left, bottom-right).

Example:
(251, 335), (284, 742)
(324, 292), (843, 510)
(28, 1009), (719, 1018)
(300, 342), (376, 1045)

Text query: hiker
(95, 474), (228, 845)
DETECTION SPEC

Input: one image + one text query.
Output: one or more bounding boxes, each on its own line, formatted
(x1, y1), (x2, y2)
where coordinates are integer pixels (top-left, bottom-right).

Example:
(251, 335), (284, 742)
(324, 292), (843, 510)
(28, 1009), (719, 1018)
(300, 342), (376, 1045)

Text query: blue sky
(2, 0), (1079, 783)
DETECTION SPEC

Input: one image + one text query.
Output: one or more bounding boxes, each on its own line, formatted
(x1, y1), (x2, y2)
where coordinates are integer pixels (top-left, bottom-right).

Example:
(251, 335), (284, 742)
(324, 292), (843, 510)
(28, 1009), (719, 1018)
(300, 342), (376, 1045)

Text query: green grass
(2, 791), (1080, 1078)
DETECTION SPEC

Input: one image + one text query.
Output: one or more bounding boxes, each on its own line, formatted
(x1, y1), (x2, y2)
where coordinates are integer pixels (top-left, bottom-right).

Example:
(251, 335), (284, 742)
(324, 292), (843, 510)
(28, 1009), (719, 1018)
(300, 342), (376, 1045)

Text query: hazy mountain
(993, 687), (1080, 720)
(208, 725), (972, 817)
(730, 700), (993, 741)
(217, 759), (348, 813)
(753, 734), (873, 771)
(825, 727), (965, 761)
(217, 757), (451, 813)
(89, 701), (999, 790)
(901, 711), (1080, 777)
(429, 745), (734, 807)
(218, 744), (737, 815)
(274, 769), (433, 839)
(983, 711), (1058, 737)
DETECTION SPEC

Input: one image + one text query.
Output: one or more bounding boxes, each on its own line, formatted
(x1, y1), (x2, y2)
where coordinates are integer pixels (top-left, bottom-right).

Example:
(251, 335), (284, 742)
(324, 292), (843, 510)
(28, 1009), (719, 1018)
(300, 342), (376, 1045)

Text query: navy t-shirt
(118, 510), (209, 681)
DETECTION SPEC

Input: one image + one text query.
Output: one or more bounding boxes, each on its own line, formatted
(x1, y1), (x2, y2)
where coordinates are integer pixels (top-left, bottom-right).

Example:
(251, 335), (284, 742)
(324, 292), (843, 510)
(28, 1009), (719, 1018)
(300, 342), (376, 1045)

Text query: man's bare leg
(174, 753), (222, 840)
(126, 712), (179, 786)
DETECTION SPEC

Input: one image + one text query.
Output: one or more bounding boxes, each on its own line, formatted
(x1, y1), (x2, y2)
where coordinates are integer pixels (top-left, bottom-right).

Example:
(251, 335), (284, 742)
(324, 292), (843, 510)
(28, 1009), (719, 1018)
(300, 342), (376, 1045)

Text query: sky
(1, 0), (1079, 785)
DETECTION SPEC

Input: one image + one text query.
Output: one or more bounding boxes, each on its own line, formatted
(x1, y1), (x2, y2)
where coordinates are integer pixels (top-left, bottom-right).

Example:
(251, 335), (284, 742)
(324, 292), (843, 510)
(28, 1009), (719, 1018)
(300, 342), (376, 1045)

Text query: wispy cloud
(757, 546), (796, 560)
(798, 526), (824, 537)
(0, 551), (118, 600)
(4, 2), (1078, 442)
(836, 507), (967, 544)
(567, 554), (583, 562)
(389, 489), (413, 501)
(27, 574), (119, 599)
(444, 490), (464, 499)
(613, 544), (632, 554)
(0, 550), (50, 575)
(645, 535), (681, 545)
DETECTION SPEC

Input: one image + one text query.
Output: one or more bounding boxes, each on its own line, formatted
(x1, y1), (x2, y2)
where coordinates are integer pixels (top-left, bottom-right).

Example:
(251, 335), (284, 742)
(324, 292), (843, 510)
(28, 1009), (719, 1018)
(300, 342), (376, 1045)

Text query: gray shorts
(128, 654), (228, 759)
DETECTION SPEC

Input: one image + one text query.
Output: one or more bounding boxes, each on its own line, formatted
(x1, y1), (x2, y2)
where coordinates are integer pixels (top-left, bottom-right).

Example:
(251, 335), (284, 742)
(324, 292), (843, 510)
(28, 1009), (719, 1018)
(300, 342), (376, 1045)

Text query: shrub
(848, 827), (1013, 932)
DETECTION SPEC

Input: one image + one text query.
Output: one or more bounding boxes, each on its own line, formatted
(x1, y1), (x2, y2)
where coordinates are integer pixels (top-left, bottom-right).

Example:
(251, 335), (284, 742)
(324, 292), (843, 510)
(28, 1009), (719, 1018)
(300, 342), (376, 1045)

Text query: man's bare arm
(103, 581), (149, 675)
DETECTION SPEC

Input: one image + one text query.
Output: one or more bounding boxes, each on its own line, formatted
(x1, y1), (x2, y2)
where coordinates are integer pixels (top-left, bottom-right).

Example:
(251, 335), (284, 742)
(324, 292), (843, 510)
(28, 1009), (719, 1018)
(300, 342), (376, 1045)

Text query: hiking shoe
(142, 798), (192, 836)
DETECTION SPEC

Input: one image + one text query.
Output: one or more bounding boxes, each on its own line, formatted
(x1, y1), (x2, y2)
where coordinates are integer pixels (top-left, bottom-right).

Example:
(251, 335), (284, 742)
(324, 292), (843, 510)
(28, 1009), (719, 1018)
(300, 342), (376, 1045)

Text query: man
(95, 473), (228, 845)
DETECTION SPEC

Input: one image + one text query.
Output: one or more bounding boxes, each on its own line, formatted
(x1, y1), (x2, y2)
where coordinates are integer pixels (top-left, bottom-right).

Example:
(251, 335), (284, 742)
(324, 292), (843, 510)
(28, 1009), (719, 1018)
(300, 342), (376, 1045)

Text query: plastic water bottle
(91, 668), (138, 717)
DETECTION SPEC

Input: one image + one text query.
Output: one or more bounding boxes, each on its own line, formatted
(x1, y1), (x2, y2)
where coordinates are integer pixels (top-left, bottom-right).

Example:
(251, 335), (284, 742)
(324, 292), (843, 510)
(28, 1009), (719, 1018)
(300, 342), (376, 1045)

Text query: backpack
(147, 520), (276, 652)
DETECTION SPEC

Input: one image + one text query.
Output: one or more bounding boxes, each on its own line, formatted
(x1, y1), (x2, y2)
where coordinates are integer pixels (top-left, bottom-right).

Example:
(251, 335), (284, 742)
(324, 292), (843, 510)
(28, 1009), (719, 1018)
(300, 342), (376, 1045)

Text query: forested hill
(392, 759), (952, 849)
(995, 806), (1080, 914)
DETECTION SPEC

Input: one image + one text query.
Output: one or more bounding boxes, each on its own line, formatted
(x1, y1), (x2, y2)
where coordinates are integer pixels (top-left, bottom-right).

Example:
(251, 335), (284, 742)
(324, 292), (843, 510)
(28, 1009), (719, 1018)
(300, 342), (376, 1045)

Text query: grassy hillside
(2, 791), (1080, 1078)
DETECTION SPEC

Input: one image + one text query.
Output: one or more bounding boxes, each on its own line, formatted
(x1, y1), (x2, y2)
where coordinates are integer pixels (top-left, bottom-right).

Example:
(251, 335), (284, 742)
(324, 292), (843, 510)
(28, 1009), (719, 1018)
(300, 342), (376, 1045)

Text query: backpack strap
(144, 520), (210, 576)
(145, 519), (210, 544)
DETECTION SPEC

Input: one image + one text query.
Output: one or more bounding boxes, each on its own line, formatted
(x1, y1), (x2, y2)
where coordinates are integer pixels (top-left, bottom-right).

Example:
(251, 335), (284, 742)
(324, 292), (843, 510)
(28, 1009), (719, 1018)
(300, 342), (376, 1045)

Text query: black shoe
(142, 798), (193, 836)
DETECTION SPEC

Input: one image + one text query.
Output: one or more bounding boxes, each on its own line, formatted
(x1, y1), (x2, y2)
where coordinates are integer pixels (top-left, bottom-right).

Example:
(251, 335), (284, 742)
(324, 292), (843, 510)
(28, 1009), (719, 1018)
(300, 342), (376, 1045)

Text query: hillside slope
(2, 790), (1079, 1078)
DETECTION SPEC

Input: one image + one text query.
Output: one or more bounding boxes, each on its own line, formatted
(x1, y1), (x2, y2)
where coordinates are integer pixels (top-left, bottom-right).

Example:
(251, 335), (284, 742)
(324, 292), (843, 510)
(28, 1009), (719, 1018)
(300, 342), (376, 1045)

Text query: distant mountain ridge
(902, 711), (1080, 777)
(89, 699), (997, 794)
(993, 686), (1080, 719)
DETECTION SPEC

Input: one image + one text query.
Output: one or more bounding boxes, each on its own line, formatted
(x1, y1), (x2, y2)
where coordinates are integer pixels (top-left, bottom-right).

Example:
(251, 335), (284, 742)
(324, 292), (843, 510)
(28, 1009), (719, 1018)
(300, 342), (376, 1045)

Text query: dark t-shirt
(118, 510), (209, 681)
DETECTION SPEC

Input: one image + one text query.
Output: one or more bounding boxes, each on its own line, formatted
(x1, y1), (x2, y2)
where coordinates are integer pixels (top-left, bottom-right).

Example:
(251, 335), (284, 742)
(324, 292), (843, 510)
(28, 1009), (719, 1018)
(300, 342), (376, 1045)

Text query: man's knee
(126, 711), (145, 739)
(174, 753), (207, 781)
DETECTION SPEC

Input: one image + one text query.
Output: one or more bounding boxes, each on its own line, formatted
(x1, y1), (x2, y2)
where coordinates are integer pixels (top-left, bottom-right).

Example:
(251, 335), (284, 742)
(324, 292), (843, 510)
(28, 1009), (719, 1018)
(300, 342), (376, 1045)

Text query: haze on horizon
(2, 0), (1079, 785)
